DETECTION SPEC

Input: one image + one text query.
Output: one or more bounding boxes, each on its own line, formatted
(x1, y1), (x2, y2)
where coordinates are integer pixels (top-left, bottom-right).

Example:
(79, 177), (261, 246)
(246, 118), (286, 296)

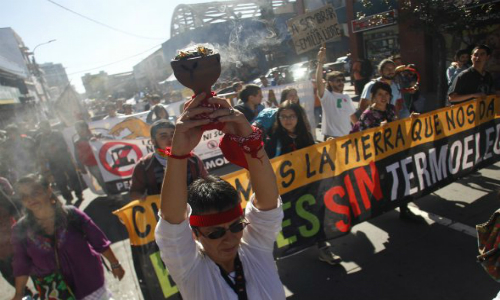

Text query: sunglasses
(196, 220), (249, 239)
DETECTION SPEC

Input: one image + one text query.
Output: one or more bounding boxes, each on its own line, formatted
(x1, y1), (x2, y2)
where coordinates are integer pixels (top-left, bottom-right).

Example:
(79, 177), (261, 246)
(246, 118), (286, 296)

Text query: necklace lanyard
(217, 254), (248, 300)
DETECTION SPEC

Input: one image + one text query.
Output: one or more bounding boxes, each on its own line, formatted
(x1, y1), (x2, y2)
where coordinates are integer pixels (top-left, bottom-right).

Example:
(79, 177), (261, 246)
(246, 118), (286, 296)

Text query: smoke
(176, 16), (288, 80)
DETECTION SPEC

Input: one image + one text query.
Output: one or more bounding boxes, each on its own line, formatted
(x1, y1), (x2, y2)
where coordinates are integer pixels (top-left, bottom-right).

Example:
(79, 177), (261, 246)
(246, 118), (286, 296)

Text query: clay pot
(170, 53), (221, 95)
(170, 53), (224, 130)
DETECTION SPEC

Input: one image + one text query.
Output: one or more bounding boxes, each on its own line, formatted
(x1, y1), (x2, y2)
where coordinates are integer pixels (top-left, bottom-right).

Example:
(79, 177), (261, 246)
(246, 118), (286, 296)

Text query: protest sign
(63, 107), (229, 194)
(287, 4), (342, 55)
(114, 96), (500, 299)
(89, 129), (228, 194)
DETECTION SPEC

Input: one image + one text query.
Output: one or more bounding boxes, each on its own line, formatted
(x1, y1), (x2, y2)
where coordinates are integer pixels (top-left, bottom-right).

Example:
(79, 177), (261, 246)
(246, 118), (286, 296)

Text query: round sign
(207, 140), (219, 150)
(99, 141), (143, 177)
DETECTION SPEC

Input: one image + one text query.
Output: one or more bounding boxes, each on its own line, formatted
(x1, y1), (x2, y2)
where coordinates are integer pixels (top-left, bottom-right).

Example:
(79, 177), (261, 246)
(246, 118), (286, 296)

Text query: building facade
(345, 0), (500, 100)
(132, 48), (170, 93)
(40, 62), (70, 101)
(0, 27), (50, 127)
(82, 71), (137, 100)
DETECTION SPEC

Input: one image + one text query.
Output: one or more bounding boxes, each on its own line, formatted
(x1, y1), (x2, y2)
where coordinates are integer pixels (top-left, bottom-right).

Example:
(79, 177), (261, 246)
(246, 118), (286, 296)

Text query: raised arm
(160, 94), (212, 224)
(316, 46), (326, 99)
(209, 97), (279, 211)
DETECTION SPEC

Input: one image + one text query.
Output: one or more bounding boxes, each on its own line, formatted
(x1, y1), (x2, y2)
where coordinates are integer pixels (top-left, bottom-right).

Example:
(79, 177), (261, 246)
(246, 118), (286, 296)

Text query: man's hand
(207, 97), (253, 137)
(316, 44), (327, 99)
(317, 46), (326, 64)
(171, 93), (212, 155)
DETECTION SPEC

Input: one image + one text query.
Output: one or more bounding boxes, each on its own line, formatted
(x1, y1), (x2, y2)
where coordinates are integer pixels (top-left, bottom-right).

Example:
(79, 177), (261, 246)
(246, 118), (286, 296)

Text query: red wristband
(159, 147), (194, 159)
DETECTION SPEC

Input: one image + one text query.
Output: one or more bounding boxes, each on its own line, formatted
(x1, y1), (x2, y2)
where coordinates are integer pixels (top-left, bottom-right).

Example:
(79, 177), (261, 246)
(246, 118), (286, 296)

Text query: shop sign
(351, 10), (397, 33)
(287, 4), (342, 55)
(0, 85), (21, 104)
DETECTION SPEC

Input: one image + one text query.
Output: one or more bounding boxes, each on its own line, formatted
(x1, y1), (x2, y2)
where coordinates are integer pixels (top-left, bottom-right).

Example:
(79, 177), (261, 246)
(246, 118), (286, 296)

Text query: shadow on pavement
(279, 209), (498, 299)
(82, 196), (130, 243)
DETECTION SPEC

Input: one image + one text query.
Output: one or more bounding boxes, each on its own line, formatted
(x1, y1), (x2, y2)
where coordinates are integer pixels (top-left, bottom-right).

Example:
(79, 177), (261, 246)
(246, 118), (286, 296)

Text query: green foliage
(360, 0), (498, 35)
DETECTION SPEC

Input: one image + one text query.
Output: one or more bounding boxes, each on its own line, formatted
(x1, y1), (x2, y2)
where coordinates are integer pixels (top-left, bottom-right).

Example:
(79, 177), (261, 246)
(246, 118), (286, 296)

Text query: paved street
(277, 162), (500, 300)
(2, 161), (498, 300)
(1, 82), (497, 299)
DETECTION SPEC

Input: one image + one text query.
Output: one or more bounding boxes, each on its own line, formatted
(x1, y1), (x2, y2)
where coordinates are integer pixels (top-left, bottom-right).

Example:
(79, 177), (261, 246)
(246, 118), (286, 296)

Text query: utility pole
(30, 39), (56, 102)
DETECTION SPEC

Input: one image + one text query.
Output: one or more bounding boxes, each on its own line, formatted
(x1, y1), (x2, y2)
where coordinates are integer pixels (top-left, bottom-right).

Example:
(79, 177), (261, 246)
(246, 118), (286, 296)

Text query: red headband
(189, 205), (243, 227)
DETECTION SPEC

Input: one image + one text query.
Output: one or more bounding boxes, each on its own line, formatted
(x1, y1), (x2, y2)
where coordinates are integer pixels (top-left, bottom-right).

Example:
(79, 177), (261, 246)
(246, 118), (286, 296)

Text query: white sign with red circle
(97, 141), (145, 178)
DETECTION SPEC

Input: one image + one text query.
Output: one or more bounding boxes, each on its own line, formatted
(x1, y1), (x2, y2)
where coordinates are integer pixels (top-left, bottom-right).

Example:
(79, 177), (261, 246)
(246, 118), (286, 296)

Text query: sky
(1, 0), (226, 93)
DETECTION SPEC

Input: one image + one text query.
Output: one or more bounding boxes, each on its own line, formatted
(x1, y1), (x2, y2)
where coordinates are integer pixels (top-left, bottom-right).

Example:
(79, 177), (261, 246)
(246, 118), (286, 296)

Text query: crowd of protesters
(0, 43), (499, 300)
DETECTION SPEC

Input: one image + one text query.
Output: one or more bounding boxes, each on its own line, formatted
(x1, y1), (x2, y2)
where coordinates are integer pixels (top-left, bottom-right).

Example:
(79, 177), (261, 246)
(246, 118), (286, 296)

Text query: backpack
(253, 108), (278, 133)
(360, 59), (373, 78)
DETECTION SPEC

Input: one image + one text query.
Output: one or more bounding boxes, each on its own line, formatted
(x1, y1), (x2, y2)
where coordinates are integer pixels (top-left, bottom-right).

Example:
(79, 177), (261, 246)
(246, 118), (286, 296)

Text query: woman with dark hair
(10, 174), (124, 300)
(280, 87), (300, 104)
(155, 93), (285, 299)
(146, 104), (170, 124)
(254, 87), (312, 137)
(264, 100), (315, 158)
(351, 81), (397, 133)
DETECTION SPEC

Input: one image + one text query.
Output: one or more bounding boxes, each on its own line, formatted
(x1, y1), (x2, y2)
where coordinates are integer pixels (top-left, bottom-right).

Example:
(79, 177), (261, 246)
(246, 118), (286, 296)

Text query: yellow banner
(222, 96), (500, 198)
(114, 96), (500, 246)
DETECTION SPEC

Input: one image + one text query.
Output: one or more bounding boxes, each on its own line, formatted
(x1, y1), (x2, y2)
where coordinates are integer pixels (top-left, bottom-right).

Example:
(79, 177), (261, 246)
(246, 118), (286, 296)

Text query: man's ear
(192, 229), (200, 240)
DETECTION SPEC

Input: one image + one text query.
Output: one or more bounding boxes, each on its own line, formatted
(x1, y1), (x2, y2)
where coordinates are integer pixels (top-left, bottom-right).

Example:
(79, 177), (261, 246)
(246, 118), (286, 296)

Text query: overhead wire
(67, 43), (162, 75)
(46, 0), (167, 40)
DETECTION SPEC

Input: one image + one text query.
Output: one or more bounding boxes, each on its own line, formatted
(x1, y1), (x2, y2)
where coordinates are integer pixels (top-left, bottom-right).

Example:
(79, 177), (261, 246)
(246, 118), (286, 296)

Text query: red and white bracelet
(158, 147), (194, 159)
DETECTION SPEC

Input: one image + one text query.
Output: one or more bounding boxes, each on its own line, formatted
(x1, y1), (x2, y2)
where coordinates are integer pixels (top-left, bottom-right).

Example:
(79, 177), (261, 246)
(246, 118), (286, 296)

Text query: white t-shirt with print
(155, 196), (286, 300)
(320, 90), (356, 137)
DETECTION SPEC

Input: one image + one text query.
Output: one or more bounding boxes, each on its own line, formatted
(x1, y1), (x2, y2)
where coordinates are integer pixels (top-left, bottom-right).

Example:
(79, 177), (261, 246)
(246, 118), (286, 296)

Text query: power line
(46, 0), (167, 40)
(67, 44), (162, 75)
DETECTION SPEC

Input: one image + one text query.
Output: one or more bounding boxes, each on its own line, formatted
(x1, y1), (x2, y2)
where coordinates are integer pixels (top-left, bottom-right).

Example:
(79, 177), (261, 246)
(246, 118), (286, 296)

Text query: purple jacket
(11, 207), (111, 299)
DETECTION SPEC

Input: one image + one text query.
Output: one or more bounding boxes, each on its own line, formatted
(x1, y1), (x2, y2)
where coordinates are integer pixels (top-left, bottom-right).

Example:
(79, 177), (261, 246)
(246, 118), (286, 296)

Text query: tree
(360, 0), (499, 107)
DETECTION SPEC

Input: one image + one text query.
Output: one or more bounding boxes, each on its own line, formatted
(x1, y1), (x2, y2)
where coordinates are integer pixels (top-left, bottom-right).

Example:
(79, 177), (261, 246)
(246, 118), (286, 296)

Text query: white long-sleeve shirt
(155, 196), (286, 300)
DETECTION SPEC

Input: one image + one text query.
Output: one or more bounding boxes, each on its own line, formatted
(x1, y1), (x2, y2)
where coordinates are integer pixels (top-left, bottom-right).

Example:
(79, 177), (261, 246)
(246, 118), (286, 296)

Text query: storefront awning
(0, 85), (22, 104)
